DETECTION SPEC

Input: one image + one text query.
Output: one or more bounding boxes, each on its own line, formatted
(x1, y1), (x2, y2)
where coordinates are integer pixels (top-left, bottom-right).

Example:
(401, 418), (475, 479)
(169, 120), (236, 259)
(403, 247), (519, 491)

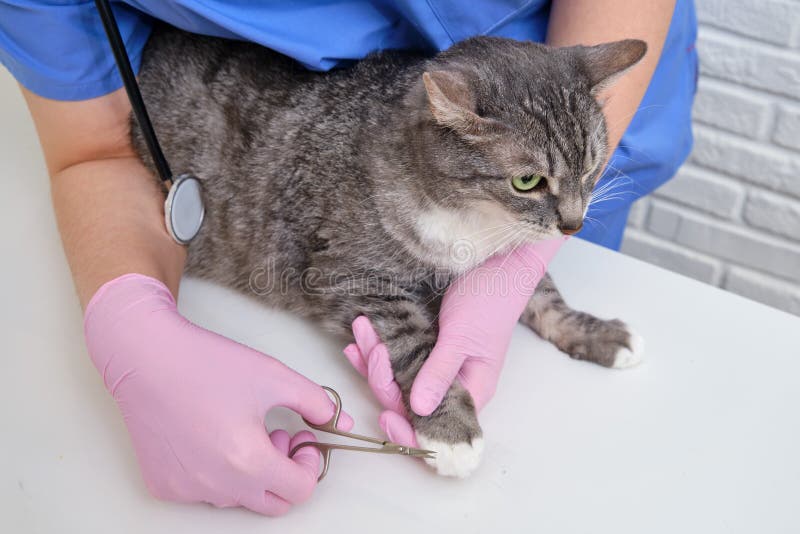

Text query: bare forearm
(52, 157), (186, 309)
(20, 86), (186, 309)
(546, 0), (676, 156)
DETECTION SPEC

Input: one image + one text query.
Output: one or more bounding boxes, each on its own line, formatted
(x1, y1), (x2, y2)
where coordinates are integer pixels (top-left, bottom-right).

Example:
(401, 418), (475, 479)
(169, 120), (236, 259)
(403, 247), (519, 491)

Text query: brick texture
(743, 191), (800, 241)
(621, 0), (800, 317)
(773, 105), (800, 151)
(621, 229), (722, 284)
(692, 80), (772, 139)
(626, 197), (650, 228)
(647, 202), (800, 283)
(691, 126), (800, 199)
(698, 32), (800, 99)
(725, 267), (800, 316)
(653, 165), (744, 219)
(696, 0), (798, 46)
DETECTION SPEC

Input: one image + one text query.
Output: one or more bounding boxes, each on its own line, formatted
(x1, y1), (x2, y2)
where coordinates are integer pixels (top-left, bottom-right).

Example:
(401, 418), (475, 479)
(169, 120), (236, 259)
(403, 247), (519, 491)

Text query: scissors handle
(291, 441), (334, 481)
(288, 386), (385, 481)
(305, 386), (344, 432)
(289, 441), (414, 481)
(287, 386), (435, 481)
(300, 387), (386, 445)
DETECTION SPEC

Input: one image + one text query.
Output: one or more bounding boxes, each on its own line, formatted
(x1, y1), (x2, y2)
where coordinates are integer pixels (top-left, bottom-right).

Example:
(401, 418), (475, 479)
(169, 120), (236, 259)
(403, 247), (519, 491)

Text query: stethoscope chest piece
(95, 0), (205, 246)
(165, 174), (205, 245)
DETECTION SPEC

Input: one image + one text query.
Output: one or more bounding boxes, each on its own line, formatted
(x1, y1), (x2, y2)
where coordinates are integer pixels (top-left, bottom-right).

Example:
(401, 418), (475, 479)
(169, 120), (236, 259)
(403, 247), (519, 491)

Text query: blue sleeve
(0, 1), (152, 101)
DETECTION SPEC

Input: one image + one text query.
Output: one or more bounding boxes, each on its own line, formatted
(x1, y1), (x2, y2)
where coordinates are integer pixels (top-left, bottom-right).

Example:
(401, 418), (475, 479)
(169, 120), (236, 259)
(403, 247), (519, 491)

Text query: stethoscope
(94, 0), (204, 245)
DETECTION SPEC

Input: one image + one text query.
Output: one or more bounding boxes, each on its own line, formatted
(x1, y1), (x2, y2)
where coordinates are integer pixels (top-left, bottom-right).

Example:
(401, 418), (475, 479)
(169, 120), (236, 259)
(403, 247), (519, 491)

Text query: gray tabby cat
(132, 26), (647, 478)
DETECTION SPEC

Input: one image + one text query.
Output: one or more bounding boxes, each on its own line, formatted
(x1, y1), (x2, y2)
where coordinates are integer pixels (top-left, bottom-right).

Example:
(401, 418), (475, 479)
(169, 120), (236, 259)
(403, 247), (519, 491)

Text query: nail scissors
(289, 386), (436, 481)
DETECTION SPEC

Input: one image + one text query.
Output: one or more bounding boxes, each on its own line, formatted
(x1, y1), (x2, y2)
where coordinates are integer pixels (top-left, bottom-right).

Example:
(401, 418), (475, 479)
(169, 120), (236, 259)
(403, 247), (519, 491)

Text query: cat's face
(409, 38), (645, 252)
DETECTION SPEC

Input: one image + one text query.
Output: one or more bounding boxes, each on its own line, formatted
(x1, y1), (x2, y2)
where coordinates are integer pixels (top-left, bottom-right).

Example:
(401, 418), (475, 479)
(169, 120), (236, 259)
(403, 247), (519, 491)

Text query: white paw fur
(415, 434), (484, 478)
(612, 331), (645, 369)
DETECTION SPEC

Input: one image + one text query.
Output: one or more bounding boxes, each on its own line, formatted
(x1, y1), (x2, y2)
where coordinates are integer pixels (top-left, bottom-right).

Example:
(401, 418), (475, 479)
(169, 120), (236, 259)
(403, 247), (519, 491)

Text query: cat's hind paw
(415, 434), (484, 478)
(612, 330), (645, 369)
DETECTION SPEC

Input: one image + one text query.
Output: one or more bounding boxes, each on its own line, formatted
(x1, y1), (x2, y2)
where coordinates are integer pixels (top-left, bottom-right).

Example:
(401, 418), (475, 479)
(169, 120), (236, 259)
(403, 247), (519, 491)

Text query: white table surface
(2, 67), (800, 534)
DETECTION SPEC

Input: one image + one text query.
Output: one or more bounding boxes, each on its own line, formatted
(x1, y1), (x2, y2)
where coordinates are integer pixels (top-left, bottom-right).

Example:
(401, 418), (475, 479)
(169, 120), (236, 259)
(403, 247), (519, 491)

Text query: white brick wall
(620, 0), (800, 316)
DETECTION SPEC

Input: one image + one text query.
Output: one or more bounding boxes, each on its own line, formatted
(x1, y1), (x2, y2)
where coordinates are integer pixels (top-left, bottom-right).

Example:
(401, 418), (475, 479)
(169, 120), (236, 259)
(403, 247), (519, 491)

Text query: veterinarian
(0, 0), (696, 516)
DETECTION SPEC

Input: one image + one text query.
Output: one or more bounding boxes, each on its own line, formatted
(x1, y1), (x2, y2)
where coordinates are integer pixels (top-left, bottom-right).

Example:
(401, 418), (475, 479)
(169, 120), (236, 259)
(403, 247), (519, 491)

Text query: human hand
(344, 238), (566, 444)
(84, 274), (351, 516)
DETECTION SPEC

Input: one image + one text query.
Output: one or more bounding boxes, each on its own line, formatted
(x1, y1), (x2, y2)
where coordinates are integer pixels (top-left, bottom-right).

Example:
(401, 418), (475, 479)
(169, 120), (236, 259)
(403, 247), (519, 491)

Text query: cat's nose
(559, 222), (583, 235)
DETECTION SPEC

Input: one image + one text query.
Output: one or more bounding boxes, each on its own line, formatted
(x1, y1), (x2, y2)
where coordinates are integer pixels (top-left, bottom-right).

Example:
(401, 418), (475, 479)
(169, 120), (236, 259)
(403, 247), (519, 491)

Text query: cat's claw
(415, 434), (484, 478)
(612, 331), (645, 369)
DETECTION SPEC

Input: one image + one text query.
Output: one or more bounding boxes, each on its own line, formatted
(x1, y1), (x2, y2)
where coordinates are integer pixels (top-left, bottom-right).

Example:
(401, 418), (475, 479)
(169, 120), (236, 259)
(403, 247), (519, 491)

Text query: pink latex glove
(344, 237), (567, 445)
(84, 274), (352, 516)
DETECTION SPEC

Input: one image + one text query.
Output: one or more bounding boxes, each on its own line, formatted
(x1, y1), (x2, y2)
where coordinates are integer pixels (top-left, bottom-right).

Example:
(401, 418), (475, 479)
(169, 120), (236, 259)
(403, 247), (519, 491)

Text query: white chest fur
(414, 201), (522, 272)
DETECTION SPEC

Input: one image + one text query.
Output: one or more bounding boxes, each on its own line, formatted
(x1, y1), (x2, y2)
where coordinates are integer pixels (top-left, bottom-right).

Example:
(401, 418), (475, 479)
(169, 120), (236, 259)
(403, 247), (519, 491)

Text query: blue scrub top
(0, 0), (698, 249)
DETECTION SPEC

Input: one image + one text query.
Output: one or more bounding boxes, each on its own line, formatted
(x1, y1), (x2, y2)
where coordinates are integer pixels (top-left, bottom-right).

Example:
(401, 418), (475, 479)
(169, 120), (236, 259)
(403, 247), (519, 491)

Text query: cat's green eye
(511, 174), (544, 192)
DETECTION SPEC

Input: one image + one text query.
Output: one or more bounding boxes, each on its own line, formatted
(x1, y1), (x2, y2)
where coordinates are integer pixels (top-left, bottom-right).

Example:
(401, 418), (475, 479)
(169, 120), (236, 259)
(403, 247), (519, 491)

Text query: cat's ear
(422, 70), (499, 140)
(577, 39), (647, 95)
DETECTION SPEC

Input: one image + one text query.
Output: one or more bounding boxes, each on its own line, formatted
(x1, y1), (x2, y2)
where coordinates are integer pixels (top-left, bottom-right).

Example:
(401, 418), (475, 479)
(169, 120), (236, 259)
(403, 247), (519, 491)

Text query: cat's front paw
(415, 433), (484, 478)
(409, 383), (483, 477)
(612, 330), (645, 369)
(559, 316), (645, 369)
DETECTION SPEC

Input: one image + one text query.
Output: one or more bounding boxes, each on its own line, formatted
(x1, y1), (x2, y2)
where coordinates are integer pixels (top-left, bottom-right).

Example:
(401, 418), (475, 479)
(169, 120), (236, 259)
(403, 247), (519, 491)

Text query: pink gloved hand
(344, 238), (567, 445)
(84, 274), (352, 516)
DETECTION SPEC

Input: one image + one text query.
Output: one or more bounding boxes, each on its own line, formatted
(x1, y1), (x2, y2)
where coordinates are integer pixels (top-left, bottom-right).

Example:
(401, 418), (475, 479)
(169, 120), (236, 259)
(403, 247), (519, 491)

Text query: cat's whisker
(591, 182), (635, 201)
(615, 143), (656, 160)
(582, 214), (607, 231)
(452, 222), (533, 263)
(589, 188), (637, 212)
(588, 197), (633, 211)
(590, 169), (635, 200)
(590, 194), (634, 205)
(596, 166), (634, 185)
(606, 152), (645, 165)
(466, 223), (523, 247)
(589, 189), (636, 207)
(456, 221), (521, 242)
(416, 225), (527, 313)
(592, 184), (634, 198)
(495, 238), (528, 271)
(590, 181), (633, 205)
(587, 219), (606, 231)
(604, 162), (634, 176)
(591, 170), (633, 194)
(590, 181), (622, 201)
(482, 224), (527, 261)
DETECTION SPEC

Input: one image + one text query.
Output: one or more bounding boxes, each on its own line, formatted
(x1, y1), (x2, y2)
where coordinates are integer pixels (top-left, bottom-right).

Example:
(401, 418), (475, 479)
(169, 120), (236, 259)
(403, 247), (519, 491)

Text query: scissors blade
(408, 447), (437, 460)
(382, 442), (437, 459)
